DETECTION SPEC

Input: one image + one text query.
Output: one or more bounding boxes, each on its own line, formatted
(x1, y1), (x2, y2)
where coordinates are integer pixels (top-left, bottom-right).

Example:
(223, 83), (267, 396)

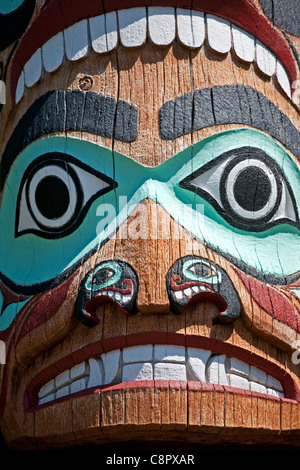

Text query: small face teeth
(37, 344), (284, 406)
(15, 7), (292, 104)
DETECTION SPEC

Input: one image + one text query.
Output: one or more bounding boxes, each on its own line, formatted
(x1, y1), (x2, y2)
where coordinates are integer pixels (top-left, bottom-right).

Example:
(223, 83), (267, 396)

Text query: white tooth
(24, 48), (42, 87)
(154, 345), (185, 363)
(55, 370), (70, 389)
(267, 388), (284, 398)
(206, 355), (229, 386)
(174, 290), (183, 300)
(64, 19), (89, 61)
(148, 7), (176, 46)
(154, 362), (186, 381)
(192, 286), (200, 293)
(276, 60), (292, 98)
(41, 393), (55, 404)
(42, 32), (64, 73)
(123, 345), (153, 364)
(87, 358), (103, 388)
(206, 14), (231, 54)
(108, 291), (114, 298)
(176, 9), (205, 49)
(183, 288), (192, 297)
(187, 348), (211, 382)
(226, 357), (250, 378)
(70, 378), (86, 394)
(15, 71), (25, 104)
(118, 7), (147, 48)
(103, 350), (121, 384)
(114, 292), (122, 302)
(231, 24), (255, 63)
(228, 373), (249, 390)
(122, 295), (132, 303)
(122, 362), (153, 381)
(266, 374), (283, 392)
(89, 12), (118, 54)
(249, 365), (267, 385)
(70, 362), (86, 380)
(38, 379), (55, 399)
(250, 381), (267, 394)
(255, 40), (276, 77)
(56, 385), (70, 399)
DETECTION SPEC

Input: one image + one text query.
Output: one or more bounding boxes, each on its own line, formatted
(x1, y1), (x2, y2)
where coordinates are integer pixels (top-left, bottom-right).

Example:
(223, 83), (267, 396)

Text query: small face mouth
(11, 2), (297, 104)
(26, 333), (299, 411)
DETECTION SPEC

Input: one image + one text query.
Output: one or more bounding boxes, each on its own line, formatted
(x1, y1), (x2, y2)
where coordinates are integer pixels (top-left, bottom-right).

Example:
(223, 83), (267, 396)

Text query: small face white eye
(16, 152), (116, 238)
(180, 147), (299, 232)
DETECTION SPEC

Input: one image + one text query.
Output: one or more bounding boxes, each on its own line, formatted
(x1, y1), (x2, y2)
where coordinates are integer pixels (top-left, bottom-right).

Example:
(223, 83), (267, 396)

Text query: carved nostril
(75, 260), (139, 327)
(166, 256), (241, 324)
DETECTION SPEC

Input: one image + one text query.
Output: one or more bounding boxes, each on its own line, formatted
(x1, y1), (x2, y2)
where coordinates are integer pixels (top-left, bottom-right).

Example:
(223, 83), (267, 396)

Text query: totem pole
(0, 0), (299, 449)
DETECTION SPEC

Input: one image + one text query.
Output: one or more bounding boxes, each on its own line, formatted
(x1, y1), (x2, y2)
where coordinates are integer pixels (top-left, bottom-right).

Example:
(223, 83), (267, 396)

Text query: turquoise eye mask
(0, 126), (299, 299)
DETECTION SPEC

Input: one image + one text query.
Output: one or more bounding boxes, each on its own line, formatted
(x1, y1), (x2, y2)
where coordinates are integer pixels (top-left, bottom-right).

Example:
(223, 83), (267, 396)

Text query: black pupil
(35, 175), (70, 219)
(233, 166), (272, 212)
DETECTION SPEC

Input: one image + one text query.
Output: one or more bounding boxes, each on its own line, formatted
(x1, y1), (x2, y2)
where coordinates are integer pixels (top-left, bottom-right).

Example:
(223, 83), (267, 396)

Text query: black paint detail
(0, 0), (35, 51)
(233, 167), (271, 212)
(180, 147), (298, 232)
(0, 90), (138, 190)
(75, 260), (138, 327)
(15, 152), (116, 239)
(259, 0), (300, 37)
(159, 85), (300, 162)
(166, 256), (241, 324)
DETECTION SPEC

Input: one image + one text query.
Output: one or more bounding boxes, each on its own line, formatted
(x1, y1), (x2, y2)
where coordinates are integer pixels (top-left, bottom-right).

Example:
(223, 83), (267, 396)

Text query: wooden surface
(0, 0), (299, 450)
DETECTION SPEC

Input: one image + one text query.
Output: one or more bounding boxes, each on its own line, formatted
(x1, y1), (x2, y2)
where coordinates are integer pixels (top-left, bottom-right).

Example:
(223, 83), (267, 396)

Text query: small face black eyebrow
(159, 85), (300, 163)
(0, 89), (138, 190)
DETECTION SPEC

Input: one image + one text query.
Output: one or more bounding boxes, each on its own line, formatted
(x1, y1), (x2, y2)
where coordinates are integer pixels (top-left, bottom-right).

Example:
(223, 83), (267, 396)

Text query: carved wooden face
(0, 0), (299, 449)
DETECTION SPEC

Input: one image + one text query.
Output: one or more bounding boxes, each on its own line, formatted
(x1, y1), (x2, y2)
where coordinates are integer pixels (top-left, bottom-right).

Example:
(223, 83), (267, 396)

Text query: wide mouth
(11, 4), (296, 104)
(26, 333), (299, 411)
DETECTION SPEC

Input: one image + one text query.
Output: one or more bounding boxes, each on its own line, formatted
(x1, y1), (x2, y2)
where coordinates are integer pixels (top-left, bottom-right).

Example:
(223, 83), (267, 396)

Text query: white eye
(180, 147), (298, 232)
(16, 153), (116, 238)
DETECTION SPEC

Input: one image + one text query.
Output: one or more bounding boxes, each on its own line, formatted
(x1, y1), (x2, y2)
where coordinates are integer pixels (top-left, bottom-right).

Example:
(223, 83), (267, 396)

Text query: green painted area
(182, 259), (221, 284)
(0, 128), (299, 330)
(85, 262), (122, 291)
(0, 0), (24, 14)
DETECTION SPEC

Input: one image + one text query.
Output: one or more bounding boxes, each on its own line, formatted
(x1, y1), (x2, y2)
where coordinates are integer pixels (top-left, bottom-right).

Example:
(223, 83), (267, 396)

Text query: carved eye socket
(16, 152), (116, 238)
(180, 147), (299, 232)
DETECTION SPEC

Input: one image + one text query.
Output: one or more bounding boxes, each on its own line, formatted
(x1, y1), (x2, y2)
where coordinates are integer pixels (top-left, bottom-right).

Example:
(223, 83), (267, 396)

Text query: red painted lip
(25, 331), (300, 412)
(10, 0), (297, 104)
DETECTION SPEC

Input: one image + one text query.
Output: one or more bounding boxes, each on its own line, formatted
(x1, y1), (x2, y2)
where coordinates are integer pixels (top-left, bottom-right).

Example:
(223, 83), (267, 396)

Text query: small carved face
(0, 0), (300, 449)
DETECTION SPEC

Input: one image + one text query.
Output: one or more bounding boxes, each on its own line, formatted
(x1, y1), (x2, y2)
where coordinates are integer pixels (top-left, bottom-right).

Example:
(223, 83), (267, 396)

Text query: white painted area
(87, 358), (103, 388)
(122, 362), (153, 381)
(123, 344), (153, 364)
(118, 7), (147, 47)
(103, 349), (120, 385)
(276, 60), (292, 98)
(64, 19), (89, 61)
(206, 14), (231, 54)
(148, 6), (176, 45)
(256, 40), (276, 76)
(37, 345), (285, 406)
(177, 9), (205, 49)
(24, 48), (42, 87)
(232, 24), (255, 63)
(89, 12), (118, 53)
(42, 32), (64, 72)
(154, 362), (187, 380)
(15, 71), (24, 103)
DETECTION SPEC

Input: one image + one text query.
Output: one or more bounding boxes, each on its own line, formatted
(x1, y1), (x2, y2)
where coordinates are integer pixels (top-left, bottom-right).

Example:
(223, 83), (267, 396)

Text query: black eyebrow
(0, 90), (138, 190)
(159, 85), (300, 162)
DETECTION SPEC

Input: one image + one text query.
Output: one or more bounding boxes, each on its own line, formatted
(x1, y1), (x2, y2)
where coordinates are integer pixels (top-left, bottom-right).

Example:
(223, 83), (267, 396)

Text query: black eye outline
(15, 152), (117, 239)
(179, 147), (299, 232)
